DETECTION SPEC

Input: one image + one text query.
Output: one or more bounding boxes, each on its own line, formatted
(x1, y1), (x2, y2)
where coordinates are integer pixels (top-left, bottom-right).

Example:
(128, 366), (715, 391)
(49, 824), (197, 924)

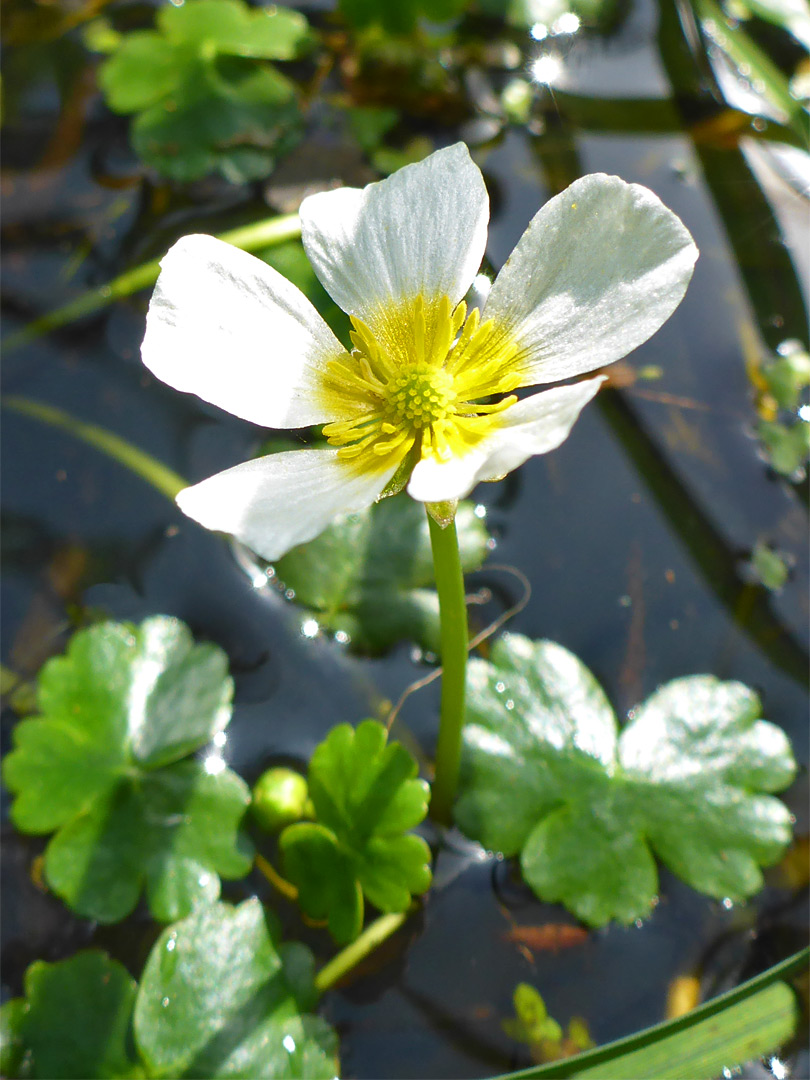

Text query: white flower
(142, 144), (697, 560)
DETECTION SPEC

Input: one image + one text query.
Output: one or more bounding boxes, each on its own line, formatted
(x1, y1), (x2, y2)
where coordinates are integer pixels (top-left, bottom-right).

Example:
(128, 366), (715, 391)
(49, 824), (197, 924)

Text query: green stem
(314, 911), (408, 995)
(3, 395), (187, 502)
(4, 212), (302, 351)
(427, 510), (469, 826)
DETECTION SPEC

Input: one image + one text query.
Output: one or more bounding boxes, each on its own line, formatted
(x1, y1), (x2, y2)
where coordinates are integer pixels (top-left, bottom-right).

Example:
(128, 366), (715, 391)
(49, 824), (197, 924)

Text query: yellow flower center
(318, 294), (522, 478)
(385, 365), (455, 428)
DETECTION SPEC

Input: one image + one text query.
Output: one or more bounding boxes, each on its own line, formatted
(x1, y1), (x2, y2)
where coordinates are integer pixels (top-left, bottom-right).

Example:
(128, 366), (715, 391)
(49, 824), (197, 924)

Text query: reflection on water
(1, 0), (807, 1075)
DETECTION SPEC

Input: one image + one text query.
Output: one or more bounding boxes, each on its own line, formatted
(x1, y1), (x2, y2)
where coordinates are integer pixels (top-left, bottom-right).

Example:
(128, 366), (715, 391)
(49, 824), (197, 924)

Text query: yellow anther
(317, 293), (521, 474)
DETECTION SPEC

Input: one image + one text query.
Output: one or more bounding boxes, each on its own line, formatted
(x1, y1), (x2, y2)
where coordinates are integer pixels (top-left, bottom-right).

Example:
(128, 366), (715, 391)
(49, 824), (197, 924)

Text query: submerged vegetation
(1, 0), (808, 1076)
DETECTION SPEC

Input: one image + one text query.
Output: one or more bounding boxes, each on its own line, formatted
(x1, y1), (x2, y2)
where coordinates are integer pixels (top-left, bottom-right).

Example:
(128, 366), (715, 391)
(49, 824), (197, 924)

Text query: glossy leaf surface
(455, 635), (796, 925)
(135, 900), (339, 1078)
(280, 720), (432, 943)
(3, 617), (252, 923)
(1, 952), (141, 1079)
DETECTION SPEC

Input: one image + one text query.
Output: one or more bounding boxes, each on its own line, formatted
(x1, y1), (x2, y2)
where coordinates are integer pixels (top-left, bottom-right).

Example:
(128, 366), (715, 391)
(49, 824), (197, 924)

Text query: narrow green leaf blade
(495, 947), (807, 1080)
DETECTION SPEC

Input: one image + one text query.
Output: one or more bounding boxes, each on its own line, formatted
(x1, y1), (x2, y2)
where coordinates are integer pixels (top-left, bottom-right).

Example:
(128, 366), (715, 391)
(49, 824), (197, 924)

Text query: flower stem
(254, 852), (299, 902)
(314, 911), (408, 995)
(427, 510), (469, 826)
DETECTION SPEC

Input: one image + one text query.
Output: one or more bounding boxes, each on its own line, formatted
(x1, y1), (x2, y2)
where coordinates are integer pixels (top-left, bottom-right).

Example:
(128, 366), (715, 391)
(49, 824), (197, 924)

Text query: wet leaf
(729, 0), (810, 49)
(280, 720), (432, 943)
(1, 952), (142, 1079)
(97, 0), (309, 182)
(455, 635), (796, 926)
(157, 0), (310, 58)
(2, 617), (252, 923)
(134, 899), (339, 1078)
(274, 496), (490, 654)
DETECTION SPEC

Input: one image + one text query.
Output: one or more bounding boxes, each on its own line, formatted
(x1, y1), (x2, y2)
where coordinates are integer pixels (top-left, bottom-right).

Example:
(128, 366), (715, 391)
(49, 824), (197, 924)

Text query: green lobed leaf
(280, 720), (432, 943)
(3, 952), (142, 1079)
(44, 763), (252, 923)
(157, 0), (311, 60)
(134, 899), (339, 1078)
(97, 32), (182, 113)
(131, 58), (301, 184)
(95, 0), (308, 182)
(455, 635), (796, 926)
(274, 496), (490, 654)
(2, 617), (252, 923)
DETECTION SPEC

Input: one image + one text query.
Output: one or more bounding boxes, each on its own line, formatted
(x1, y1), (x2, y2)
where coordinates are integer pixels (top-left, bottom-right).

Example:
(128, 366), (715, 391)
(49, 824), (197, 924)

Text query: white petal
(300, 144), (489, 323)
(483, 175), (698, 385)
(142, 234), (352, 429)
(176, 449), (397, 561)
(407, 378), (603, 502)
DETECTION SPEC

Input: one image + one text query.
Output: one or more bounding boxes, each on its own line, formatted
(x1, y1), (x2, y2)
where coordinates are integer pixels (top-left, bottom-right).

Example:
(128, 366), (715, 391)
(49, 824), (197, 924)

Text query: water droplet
(161, 997), (170, 1008)
(473, 503), (487, 519)
(282, 1034), (296, 1053)
(300, 618), (319, 639)
(203, 754), (226, 776)
(721, 897), (734, 910)
(198, 873), (211, 888)
(495, 681), (506, 693)
(285, 588), (296, 600)
(505, 699), (515, 711)
(213, 731), (227, 748)
(334, 630), (350, 645)
(166, 935), (177, 952)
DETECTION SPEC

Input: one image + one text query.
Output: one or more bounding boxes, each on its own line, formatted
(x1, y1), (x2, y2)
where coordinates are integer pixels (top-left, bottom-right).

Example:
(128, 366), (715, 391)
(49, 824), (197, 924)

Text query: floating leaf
(4, 903), (340, 1079)
(0, 952), (141, 1080)
(134, 899), (339, 1079)
(157, 0), (311, 58)
(455, 635), (796, 926)
(97, 0), (310, 182)
(274, 496), (490, 654)
(2, 617), (252, 923)
(280, 720), (432, 943)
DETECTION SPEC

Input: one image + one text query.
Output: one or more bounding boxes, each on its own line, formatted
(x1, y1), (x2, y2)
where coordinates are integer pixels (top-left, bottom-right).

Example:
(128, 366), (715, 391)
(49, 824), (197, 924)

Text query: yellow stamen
(316, 294), (523, 477)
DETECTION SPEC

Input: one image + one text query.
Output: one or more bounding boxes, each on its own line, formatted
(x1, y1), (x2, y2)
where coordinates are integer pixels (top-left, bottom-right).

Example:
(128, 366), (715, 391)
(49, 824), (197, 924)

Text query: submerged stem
(4, 212), (302, 351)
(314, 911), (409, 995)
(3, 395), (187, 502)
(427, 510), (469, 826)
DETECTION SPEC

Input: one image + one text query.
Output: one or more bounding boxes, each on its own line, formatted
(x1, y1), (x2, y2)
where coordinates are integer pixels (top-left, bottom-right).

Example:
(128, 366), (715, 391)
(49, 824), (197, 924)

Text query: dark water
(2, 0), (808, 1076)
